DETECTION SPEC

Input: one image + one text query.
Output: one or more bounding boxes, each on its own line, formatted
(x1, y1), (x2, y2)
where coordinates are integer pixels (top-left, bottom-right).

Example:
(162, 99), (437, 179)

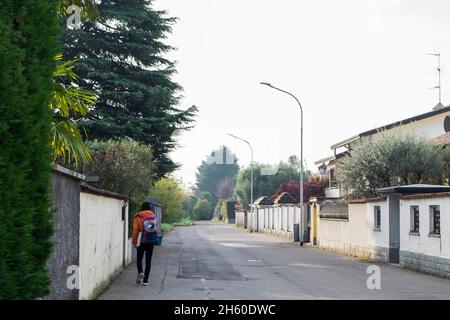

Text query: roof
(315, 152), (348, 167)
(273, 192), (296, 205)
(401, 192), (450, 200)
(314, 155), (336, 165)
(254, 196), (274, 207)
(330, 135), (360, 150)
(331, 105), (450, 150)
(378, 184), (450, 194)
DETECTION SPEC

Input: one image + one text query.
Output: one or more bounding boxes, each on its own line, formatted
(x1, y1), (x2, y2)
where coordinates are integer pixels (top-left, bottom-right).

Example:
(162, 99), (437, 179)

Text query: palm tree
(50, 54), (97, 165)
(50, 1), (99, 165)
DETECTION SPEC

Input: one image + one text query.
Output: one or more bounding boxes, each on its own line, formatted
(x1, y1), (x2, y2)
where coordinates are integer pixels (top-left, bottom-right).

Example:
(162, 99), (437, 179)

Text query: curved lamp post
(260, 82), (304, 246)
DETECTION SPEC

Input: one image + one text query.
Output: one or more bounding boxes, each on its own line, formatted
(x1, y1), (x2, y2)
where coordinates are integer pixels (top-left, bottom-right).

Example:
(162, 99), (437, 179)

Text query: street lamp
(260, 82), (304, 246)
(227, 134), (254, 211)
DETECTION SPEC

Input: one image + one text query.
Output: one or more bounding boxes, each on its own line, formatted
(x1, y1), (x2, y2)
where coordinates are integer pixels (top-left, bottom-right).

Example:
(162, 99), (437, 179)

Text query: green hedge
(0, 0), (59, 299)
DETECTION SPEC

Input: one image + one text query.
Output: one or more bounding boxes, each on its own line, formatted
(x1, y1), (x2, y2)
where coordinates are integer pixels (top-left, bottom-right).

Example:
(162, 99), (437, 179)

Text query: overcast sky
(153, 0), (450, 187)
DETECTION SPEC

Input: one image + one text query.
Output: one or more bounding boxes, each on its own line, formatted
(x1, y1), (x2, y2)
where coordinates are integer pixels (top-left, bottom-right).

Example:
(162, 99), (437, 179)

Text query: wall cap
(319, 217), (349, 222)
(348, 196), (387, 204)
(81, 183), (128, 201)
(401, 192), (450, 200)
(52, 164), (86, 181)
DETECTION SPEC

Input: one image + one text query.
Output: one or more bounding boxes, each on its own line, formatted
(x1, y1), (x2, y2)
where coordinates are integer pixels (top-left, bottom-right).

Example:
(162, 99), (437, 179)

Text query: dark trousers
(137, 243), (154, 282)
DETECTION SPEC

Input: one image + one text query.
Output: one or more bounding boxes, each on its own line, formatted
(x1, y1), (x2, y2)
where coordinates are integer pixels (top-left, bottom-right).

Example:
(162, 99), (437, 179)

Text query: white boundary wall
(399, 195), (450, 278)
(316, 200), (390, 262)
(237, 205), (306, 241)
(79, 191), (131, 300)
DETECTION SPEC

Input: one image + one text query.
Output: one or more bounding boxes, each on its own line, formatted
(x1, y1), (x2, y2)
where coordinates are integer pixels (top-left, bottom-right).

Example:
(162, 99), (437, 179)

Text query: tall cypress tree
(64, 0), (197, 178)
(0, 0), (59, 299)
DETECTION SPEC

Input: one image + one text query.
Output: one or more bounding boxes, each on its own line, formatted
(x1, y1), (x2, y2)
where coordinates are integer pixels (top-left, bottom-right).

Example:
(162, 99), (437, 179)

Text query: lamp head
(260, 82), (272, 87)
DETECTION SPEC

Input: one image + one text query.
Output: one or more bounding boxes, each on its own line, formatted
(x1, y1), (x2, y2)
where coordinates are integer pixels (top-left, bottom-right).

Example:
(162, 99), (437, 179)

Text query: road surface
(99, 221), (450, 300)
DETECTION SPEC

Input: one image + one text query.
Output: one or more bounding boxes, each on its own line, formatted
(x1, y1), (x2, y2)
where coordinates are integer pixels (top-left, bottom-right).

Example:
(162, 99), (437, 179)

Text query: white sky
(153, 0), (450, 187)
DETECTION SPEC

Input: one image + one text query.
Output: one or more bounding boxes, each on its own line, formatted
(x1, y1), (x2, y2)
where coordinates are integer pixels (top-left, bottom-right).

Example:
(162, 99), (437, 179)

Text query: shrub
(193, 199), (213, 221)
(161, 223), (174, 233)
(80, 139), (155, 208)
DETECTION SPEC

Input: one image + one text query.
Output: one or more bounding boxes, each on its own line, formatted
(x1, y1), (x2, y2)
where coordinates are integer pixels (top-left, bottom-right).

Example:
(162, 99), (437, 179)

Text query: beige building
(315, 105), (450, 199)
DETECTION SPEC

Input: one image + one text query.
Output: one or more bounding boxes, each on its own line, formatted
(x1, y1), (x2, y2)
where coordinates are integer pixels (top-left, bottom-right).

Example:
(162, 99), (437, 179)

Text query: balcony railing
(325, 187), (340, 199)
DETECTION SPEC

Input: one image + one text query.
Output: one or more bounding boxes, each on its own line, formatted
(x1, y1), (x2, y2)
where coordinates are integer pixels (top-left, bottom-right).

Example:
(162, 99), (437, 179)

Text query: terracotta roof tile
(401, 192), (450, 200)
(432, 132), (450, 145)
(348, 196), (387, 204)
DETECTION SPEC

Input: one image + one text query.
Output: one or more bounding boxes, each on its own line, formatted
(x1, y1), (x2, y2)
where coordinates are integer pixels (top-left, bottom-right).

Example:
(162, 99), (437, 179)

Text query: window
(374, 206), (381, 231)
(429, 206), (441, 235)
(410, 206), (419, 233)
(329, 168), (338, 188)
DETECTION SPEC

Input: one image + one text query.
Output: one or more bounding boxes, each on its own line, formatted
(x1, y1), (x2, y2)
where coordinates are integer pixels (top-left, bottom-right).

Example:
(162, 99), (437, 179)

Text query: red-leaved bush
(273, 176), (327, 203)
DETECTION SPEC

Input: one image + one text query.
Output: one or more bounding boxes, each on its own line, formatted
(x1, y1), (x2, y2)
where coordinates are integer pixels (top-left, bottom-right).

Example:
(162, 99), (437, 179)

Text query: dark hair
(141, 202), (152, 211)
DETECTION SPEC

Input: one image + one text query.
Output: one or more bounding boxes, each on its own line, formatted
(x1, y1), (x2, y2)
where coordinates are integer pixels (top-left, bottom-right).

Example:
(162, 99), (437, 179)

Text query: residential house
(315, 105), (450, 199)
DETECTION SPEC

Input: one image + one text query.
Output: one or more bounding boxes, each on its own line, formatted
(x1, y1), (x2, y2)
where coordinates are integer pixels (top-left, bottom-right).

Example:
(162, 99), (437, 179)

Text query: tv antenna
(427, 52), (442, 105)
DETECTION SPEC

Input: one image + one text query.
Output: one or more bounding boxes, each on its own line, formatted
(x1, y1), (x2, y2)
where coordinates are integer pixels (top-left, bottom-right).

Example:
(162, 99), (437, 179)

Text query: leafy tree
(337, 132), (444, 199)
(148, 178), (185, 224)
(79, 139), (155, 210)
(64, 0), (198, 178)
(193, 199), (213, 221)
(195, 146), (239, 207)
(0, 0), (59, 299)
(442, 145), (450, 184)
(234, 161), (301, 208)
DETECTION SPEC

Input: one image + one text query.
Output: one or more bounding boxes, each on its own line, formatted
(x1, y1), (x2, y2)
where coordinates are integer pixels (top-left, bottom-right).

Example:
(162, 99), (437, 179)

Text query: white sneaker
(136, 273), (144, 285)
(142, 281), (150, 286)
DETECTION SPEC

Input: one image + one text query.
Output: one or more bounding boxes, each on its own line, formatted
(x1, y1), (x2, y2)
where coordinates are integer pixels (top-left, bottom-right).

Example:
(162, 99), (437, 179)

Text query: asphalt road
(99, 221), (450, 300)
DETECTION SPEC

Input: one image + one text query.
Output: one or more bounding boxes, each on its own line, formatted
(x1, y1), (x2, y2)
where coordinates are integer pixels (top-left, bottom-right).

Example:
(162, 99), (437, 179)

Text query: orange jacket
(132, 210), (156, 246)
